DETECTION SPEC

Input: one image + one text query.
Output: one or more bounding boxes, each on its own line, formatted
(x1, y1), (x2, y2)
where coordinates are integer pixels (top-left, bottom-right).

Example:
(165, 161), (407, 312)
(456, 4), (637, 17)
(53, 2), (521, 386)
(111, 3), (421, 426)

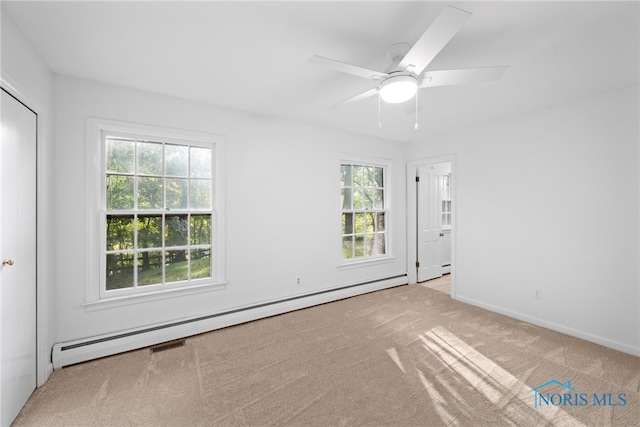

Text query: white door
(1, 89), (37, 427)
(416, 164), (448, 282)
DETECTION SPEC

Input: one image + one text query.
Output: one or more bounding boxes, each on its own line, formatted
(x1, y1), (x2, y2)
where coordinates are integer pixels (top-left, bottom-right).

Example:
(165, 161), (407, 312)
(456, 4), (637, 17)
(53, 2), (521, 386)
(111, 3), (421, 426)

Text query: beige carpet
(14, 284), (640, 426)
(420, 274), (451, 295)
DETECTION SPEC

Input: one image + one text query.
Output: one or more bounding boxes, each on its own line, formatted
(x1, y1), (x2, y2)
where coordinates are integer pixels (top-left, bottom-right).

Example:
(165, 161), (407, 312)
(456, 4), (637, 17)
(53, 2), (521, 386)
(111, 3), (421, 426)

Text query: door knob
(439, 232), (445, 237)
(2, 259), (14, 267)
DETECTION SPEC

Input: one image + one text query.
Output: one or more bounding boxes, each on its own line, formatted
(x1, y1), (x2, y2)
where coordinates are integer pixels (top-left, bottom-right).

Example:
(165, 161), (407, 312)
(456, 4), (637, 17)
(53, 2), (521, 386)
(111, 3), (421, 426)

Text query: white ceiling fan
(309, 5), (507, 110)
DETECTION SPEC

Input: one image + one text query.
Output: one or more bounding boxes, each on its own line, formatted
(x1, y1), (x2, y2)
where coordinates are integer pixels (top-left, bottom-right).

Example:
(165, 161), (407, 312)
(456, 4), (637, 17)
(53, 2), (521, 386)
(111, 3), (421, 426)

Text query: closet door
(1, 88), (37, 427)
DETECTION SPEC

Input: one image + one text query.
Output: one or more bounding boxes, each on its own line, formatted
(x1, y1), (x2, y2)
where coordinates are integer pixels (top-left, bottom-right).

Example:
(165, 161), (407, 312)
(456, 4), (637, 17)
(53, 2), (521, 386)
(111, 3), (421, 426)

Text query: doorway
(407, 156), (455, 295)
(1, 87), (38, 426)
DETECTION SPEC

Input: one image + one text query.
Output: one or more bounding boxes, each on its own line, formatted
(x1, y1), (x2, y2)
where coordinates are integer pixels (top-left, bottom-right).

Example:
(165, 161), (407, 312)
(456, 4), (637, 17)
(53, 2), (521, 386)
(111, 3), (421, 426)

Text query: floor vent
(149, 339), (186, 354)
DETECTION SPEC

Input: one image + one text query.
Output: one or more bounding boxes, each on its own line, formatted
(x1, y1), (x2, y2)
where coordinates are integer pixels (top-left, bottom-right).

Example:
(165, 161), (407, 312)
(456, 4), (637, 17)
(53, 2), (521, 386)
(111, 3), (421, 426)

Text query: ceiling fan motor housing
(386, 42), (412, 64)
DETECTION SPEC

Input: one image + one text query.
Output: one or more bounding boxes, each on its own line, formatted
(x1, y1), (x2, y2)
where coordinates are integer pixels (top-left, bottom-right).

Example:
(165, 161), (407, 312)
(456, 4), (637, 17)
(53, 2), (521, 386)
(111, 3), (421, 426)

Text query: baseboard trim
(454, 295), (640, 357)
(52, 274), (408, 368)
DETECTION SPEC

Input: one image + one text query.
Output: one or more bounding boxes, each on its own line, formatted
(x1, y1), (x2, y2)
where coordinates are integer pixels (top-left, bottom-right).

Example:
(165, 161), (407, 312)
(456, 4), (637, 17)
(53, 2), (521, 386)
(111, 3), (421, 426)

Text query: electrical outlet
(534, 289), (542, 300)
(296, 277), (301, 286)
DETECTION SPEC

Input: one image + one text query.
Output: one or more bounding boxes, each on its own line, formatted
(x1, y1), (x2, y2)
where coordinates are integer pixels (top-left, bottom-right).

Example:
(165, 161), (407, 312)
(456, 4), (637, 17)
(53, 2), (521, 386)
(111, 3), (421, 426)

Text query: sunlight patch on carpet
(386, 347), (406, 374)
(419, 326), (587, 427)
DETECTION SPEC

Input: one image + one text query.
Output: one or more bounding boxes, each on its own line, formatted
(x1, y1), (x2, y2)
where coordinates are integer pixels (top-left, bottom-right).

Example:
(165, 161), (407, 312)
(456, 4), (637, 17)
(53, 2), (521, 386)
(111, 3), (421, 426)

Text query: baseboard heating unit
(52, 274), (408, 369)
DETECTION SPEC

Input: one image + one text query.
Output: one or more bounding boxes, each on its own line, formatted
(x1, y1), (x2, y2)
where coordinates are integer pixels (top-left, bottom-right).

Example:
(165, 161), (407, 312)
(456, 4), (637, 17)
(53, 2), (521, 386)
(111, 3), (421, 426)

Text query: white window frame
(84, 118), (226, 307)
(441, 173), (452, 230)
(339, 157), (391, 266)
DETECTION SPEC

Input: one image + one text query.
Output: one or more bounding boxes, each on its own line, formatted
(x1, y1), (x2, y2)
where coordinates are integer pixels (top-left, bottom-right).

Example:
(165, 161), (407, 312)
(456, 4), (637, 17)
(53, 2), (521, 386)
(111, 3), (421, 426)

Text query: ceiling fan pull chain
(414, 90), (419, 130)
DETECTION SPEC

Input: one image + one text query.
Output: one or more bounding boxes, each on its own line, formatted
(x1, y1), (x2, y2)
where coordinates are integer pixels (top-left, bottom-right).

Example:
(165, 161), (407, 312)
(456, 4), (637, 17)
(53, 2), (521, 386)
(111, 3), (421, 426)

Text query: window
(87, 119), (225, 302)
(340, 163), (387, 261)
(441, 173), (451, 228)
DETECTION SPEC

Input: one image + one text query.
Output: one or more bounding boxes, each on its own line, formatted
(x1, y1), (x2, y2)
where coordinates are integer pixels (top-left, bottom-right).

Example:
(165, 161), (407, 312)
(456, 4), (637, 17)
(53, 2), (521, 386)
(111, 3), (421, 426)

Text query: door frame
(1, 76), (50, 386)
(407, 154), (456, 296)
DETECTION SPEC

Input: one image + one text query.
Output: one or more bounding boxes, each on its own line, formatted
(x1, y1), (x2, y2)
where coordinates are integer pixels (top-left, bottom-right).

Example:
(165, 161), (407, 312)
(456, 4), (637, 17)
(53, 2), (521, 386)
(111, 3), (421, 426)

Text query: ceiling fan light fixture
(378, 74), (418, 103)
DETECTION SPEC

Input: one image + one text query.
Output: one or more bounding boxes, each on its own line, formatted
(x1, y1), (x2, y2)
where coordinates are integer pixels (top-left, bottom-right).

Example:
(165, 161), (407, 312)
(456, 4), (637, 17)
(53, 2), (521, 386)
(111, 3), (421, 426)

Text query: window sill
(82, 281), (227, 312)
(337, 256), (396, 270)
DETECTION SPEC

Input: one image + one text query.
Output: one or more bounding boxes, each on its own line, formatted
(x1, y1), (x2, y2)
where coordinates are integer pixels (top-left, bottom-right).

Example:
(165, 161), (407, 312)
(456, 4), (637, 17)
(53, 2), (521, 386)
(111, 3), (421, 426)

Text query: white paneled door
(416, 163), (450, 282)
(1, 89), (37, 427)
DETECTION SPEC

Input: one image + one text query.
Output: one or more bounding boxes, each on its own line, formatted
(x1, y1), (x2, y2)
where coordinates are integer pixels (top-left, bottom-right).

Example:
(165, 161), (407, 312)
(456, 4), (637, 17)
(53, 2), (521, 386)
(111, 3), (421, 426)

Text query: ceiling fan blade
(309, 55), (388, 81)
(398, 5), (472, 76)
(419, 66), (508, 88)
(329, 88), (379, 109)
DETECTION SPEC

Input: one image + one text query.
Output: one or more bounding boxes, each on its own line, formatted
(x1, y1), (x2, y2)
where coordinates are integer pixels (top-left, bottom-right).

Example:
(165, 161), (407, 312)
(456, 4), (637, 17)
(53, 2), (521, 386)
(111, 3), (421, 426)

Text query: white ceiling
(2, 1), (638, 143)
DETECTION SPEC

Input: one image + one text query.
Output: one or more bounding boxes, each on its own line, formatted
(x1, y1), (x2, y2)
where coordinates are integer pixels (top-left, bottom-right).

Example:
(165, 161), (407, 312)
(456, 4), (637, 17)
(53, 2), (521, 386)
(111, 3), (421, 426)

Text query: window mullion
(187, 213), (192, 281)
(161, 213), (166, 287)
(133, 213), (138, 289)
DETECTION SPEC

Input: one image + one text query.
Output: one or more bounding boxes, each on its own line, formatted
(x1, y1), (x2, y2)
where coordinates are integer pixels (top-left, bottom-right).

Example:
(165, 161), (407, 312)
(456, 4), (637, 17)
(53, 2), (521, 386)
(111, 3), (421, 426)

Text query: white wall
(52, 75), (408, 344)
(408, 87), (640, 355)
(1, 11), (55, 384)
